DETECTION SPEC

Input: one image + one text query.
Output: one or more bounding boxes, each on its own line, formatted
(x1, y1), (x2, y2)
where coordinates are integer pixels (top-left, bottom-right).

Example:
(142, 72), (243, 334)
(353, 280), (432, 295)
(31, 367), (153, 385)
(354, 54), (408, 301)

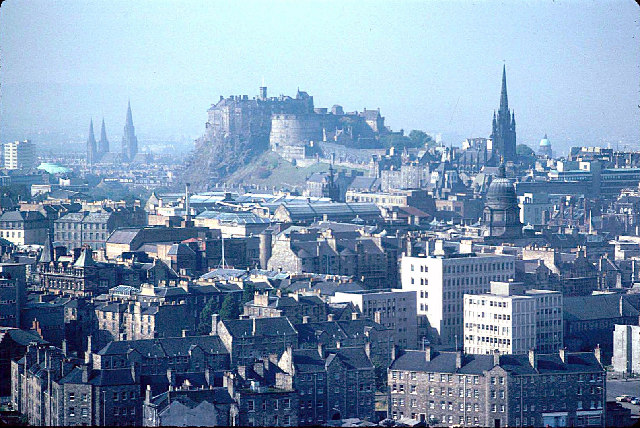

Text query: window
(274, 399), (279, 410)
(248, 400), (255, 411)
(69, 393), (75, 401)
(81, 408), (88, 417)
(113, 392), (118, 401)
(283, 399), (291, 409)
(69, 407), (75, 417)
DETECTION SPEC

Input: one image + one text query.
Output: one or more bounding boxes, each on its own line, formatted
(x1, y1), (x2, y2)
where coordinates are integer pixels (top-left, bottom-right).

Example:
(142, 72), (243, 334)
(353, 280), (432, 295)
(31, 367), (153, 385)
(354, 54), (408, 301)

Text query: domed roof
(539, 133), (551, 147)
(486, 165), (518, 209)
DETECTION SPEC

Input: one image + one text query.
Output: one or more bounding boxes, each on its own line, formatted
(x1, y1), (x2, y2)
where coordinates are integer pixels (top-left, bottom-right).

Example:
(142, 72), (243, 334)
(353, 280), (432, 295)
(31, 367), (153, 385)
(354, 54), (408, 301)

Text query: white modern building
(332, 288), (418, 349)
(612, 324), (640, 375)
(463, 281), (563, 355)
(401, 247), (515, 345)
(4, 140), (36, 170)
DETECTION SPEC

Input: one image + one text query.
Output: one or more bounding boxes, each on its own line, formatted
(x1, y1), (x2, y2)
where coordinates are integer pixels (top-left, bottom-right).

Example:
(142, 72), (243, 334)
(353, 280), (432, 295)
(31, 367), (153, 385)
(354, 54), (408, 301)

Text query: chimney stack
(318, 342), (325, 358)
(211, 314), (219, 335)
(559, 348), (566, 363)
(425, 346), (432, 362)
(351, 312), (359, 321)
(327, 314), (334, 322)
(455, 351), (463, 369)
(302, 315), (310, 324)
(493, 349), (500, 366)
(528, 349), (537, 370)
(594, 344), (602, 364)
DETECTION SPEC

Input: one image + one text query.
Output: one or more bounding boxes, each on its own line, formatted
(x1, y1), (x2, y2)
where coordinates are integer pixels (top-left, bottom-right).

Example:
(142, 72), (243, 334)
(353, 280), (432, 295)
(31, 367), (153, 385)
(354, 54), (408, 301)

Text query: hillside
(223, 151), (366, 191)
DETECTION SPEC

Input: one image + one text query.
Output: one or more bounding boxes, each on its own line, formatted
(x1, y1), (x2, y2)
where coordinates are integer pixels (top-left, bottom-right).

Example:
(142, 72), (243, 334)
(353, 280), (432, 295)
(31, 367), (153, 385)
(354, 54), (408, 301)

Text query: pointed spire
(86, 119), (97, 165)
(39, 233), (54, 264)
(500, 64), (508, 112)
(98, 118), (109, 155)
(126, 100), (133, 126)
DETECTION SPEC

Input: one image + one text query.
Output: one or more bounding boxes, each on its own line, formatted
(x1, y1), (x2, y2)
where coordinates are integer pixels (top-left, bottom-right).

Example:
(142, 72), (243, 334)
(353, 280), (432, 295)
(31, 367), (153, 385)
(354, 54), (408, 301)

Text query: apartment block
(401, 249), (515, 345)
(463, 282), (562, 355)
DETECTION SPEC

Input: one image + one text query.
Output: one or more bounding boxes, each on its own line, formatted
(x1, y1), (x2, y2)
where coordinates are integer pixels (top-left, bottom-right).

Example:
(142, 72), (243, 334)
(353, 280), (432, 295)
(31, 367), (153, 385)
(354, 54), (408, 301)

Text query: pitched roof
(98, 335), (228, 357)
(222, 317), (297, 338)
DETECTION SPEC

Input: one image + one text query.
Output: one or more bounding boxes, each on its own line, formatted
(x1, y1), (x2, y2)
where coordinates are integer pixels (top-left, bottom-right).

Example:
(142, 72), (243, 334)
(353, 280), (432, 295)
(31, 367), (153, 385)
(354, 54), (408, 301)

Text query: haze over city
(1, 0), (638, 153)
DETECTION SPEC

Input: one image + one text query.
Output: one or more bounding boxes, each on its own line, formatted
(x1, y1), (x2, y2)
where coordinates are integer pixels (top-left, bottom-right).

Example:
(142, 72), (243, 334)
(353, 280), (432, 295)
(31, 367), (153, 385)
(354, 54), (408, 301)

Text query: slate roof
(222, 317), (297, 338)
(106, 228), (143, 245)
(564, 294), (640, 321)
(391, 350), (603, 375)
(98, 335), (229, 357)
(326, 346), (374, 370)
(0, 327), (47, 346)
(0, 210), (45, 222)
(150, 387), (234, 409)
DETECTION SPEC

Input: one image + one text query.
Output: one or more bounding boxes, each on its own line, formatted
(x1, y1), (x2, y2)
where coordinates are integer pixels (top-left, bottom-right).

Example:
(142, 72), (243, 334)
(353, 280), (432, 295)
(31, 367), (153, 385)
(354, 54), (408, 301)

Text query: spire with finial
(98, 118), (109, 155)
(86, 119), (97, 165)
(122, 100), (138, 162)
(500, 64), (509, 113)
(498, 156), (506, 178)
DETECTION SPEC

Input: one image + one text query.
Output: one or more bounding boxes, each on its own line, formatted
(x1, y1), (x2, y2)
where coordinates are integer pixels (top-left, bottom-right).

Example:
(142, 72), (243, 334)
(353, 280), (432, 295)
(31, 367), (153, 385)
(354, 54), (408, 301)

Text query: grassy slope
(223, 151), (366, 190)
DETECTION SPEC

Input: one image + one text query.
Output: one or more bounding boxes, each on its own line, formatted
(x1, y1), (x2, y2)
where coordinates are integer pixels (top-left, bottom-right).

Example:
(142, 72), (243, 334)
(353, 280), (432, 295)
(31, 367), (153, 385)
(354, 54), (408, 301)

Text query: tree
(241, 282), (256, 305)
(516, 144), (536, 166)
(408, 130), (435, 148)
(219, 294), (241, 320)
(196, 298), (221, 334)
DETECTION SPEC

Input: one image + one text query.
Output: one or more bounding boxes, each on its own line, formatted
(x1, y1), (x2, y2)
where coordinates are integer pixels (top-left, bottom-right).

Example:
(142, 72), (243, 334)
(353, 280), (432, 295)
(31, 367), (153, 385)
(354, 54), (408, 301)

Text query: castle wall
(270, 114), (323, 150)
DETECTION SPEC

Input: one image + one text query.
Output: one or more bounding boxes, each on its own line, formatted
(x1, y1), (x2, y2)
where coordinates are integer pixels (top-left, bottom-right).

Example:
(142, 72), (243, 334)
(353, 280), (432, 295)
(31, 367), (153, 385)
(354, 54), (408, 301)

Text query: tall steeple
(86, 119), (97, 165)
(122, 100), (138, 162)
(98, 118), (109, 156)
(500, 64), (508, 112)
(490, 65), (517, 163)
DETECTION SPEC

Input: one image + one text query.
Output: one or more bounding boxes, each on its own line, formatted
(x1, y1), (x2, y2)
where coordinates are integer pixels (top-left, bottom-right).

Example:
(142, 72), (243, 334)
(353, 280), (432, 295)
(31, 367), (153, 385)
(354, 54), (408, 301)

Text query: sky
(0, 0), (638, 154)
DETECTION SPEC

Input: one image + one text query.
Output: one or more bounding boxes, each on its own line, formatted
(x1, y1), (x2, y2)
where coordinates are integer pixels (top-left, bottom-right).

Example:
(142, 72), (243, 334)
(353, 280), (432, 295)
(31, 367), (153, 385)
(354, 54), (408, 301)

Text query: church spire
(86, 119), (97, 165)
(122, 100), (138, 162)
(98, 117), (109, 155)
(500, 64), (508, 112)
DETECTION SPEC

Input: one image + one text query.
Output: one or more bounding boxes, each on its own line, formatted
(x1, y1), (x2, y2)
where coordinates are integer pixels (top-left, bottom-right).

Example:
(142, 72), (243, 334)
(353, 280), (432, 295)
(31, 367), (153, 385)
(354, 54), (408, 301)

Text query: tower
(490, 65), (516, 163)
(86, 119), (97, 165)
(482, 162), (523, 240)
(122, 101), (138, 162)
(98, 118), (109, 157)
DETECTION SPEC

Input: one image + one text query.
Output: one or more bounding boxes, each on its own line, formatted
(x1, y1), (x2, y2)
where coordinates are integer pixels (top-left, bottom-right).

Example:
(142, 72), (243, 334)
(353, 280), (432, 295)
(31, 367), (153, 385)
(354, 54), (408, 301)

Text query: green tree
(241, 282), (256, 305)
(379, 133), (412, 150)
(408, 130), (435, 148)
(219, 293), (241, 320)
(516, 144), (536, 166)
(197, 298), (221, 334)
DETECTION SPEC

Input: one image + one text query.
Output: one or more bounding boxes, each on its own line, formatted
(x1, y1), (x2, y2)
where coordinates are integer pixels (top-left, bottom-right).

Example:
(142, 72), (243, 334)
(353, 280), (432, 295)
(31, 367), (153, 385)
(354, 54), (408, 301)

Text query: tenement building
(401, 245), (515, 345)
(463, 281), (563, 355)
(388, 347), (606, 427)
(331, 289), (418, 349)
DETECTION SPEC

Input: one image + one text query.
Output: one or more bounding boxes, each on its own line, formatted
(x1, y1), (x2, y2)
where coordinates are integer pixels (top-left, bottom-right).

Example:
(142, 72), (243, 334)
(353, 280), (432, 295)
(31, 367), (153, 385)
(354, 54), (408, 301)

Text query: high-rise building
(121, 101), (138, 161)
(401, 246), (515, 345)
(86, 119), (97, 165)
(490, 65), (516, 163)
(4, 139), (36, 170)
(463, 281), (562, 355)
(98, 117), (109, 157)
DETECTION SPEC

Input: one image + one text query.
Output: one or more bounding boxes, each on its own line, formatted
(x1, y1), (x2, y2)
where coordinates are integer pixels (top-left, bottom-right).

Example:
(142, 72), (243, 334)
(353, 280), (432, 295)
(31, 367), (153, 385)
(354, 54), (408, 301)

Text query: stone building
(11, 343), (141, 426)
(54, 209), (142, 251)
(0, 327), (47, 397)
(388, 347), (605, 427)
(482, 163), (523, 240)
(267, 226), (398, 289)
(223, 357), (300, 427)
(294, 315), (395, 368)
(331, 289), (418, 349)
(278, 345), (376, 425)
(243, 291), (327, 324)
(143, 387), (235, 427)
(0, 210), (48, 245)
(213, 315), (298, 367)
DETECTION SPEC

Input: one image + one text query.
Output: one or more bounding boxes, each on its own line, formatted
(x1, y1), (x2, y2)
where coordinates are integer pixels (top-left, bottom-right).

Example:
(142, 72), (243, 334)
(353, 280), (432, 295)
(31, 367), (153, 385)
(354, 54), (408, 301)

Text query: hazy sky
(1, 0), (638, 153)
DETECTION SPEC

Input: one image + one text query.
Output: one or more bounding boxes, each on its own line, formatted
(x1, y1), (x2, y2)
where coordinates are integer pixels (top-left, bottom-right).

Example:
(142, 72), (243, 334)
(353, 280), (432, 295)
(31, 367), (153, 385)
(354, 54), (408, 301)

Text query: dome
(485, 165), (518, 209)
(539, 134), (551, 147)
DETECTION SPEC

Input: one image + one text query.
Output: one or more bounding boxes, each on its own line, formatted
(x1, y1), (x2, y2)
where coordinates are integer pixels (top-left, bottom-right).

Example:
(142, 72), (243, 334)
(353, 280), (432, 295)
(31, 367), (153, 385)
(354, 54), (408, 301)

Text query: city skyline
(0, 0), (638, 152)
